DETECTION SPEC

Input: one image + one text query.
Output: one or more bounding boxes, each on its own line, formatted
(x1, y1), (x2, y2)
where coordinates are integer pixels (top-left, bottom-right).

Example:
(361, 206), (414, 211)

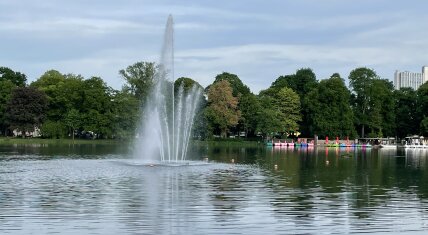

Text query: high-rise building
(423, 66), (428, 84)
(394, 66), (428, 90)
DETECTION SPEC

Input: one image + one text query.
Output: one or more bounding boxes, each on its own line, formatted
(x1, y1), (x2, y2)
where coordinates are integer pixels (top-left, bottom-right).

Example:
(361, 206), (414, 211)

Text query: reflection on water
(0, 143), (428, 234)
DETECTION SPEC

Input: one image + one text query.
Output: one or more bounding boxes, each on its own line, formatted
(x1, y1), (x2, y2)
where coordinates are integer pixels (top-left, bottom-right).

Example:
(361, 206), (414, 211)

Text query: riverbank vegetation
(1, 64), (428, 140)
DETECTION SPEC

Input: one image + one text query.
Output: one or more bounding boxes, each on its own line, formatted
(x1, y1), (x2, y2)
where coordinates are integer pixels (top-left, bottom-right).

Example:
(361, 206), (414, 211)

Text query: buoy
(325, 160), (330, 166)
(274, 164), (278, 170)
(231, 158), (235, 163)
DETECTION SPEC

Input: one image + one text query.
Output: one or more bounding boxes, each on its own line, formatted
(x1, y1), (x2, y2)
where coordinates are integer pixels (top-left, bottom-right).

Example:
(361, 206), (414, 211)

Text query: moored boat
(403, 136), (428, 148)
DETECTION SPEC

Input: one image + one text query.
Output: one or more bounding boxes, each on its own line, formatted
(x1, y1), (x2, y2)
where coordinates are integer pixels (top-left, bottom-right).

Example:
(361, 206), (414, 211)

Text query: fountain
(134, 15), (202, 163)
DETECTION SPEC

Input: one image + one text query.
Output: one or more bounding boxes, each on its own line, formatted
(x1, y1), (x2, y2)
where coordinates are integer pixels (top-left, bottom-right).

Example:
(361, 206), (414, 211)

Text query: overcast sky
(1, 0), (427, 93)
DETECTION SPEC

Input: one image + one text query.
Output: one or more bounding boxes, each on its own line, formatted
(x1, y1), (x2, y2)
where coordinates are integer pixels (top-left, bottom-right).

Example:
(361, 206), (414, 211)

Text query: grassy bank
(192, 139), (263, 147)
(0, 137), (124, 145)
(0, 137), (262, 146)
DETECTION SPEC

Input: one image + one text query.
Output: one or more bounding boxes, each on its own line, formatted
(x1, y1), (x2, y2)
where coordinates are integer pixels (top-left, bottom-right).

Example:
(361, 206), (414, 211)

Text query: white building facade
(394, 66), (428, 90)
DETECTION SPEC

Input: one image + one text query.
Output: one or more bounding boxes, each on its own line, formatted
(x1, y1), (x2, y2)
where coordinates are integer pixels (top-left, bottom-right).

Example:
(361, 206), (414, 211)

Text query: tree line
(1, 63), (427, 140)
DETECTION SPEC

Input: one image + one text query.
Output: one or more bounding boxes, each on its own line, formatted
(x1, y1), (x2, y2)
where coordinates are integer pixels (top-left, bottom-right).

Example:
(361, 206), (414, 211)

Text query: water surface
(1, 143), (428, 234)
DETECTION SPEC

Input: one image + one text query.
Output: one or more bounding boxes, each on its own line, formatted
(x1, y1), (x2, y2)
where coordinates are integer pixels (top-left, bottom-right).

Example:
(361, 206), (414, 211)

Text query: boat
(377, 137), (398, 148)
(403, 136), (428, 148)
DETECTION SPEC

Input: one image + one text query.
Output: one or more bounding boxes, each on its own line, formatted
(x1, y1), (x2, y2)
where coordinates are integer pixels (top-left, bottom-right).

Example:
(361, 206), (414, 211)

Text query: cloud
(1, 0), (428, 94)
(175, 41), (428, 92)
(0, 17), (161, 36)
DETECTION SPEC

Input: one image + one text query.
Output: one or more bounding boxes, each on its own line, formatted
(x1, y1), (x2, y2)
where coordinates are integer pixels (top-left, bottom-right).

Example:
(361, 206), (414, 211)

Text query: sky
(1, 0), (428, 93)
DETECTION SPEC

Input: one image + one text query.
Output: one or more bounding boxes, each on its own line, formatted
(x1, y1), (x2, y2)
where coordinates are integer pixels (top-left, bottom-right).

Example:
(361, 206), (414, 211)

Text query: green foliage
(417, 82), (428, 132)
(0, 67), (27, 87)
(174, 77), (204, 93)
(0, 80), (16, 135)
(6, 87), (48, 135)
(111, 91), (139, 139)
(64, 109), (81, 140)
(271, 68), (317, 97)
(349, 67), (395, 138)
(306, 74), (356, 139)
(31, 71), (86, 138)
(420, 117), (428, 136)
(119, 61), (156, 103)
(212, 72), (251, 97)
(257, 87), (301, 137)
(394, 88), (418, 138)
(256, 96), (283, 136)
(31, 70), (67, 121)
(0, 67), (26, 136)
(205, 72), (251, 138)
(3, 62), (428, 141)
(40, 120), (66, 139)
(270, 68), (318, 136)
(239, 93), (261, 137)
(371, 79), (395, 137)
(80, 77), (115, 138)
(205, 80), (240, 138)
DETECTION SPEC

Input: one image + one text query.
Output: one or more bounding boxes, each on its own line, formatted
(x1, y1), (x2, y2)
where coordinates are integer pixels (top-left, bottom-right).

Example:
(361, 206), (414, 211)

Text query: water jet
(134, 15), (202, 163)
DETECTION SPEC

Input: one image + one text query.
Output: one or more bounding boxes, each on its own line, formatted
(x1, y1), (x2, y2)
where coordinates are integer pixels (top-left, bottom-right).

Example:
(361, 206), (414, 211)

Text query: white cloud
(175, 41), (428, 92)
(0, 17), (161, 36)
(1, 0), (428, 94)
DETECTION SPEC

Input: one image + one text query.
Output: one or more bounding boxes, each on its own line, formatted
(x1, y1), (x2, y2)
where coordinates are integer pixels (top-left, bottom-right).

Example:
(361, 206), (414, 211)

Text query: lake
(1, 143), (428, 234)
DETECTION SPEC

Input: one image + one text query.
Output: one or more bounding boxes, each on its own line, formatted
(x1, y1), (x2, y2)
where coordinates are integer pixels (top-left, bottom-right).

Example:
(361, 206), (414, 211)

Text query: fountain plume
(135, 15), (202, 162)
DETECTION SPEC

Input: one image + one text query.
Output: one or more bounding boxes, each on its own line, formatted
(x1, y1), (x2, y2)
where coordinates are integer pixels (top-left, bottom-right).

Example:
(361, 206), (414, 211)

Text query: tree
(239, 93), (261, 137)
(349, 67), (377, 138)
(349, 68), (395, 138)
(6, 87), (48, 136)
(64, 109), (81, 140)
(174, 77), (204, 92)
(40, 120), (66, 139)
(305, 74), (355, 139)
(31, 70), (67, 121)
(205, 72), (251, 138)
(211, 72), (251, 97)
(417, 82), (428, 135)
(394, 88), (418, 138)
(258, 87), (301, 137)
(80, 77), (115, 138)
(421, 117), (428, 136)
(0, 80), (15, 135)
(31, 71), (88, 138)
(205, 80), (240, 138)
(370, 79), (395, 137)
(256, 96), (283, 137)
(270, 68), (318, 136)
(0, 67), (27, 87)
(119, 61), (157, 103)
(0, 67), (26, 135)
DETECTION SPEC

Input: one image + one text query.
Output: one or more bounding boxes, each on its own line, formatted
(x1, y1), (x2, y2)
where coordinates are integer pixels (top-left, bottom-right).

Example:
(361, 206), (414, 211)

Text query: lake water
(1, 143), (428, 234)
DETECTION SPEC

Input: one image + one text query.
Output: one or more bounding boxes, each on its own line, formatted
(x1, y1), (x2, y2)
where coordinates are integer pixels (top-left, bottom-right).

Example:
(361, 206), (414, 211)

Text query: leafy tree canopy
(212, 72), (251, 97)
(6, 87), (48, 135)
(205, 80), (240, 138)
(305, 74), (355, 138)
(394, 88), (418, 138)
(0, 67), (27, 87)
(119, 61), (157, 102)
(258, 87), (301, 137)
(174, 77), (204, 94)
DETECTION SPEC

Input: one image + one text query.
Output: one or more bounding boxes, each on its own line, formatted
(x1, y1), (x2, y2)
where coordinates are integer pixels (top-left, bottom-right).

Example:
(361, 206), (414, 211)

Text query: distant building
(394, 66), (428, 90)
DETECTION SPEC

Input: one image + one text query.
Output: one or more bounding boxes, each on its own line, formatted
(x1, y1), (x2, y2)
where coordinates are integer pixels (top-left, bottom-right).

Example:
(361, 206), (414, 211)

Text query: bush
(40, 121), (66, 139)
